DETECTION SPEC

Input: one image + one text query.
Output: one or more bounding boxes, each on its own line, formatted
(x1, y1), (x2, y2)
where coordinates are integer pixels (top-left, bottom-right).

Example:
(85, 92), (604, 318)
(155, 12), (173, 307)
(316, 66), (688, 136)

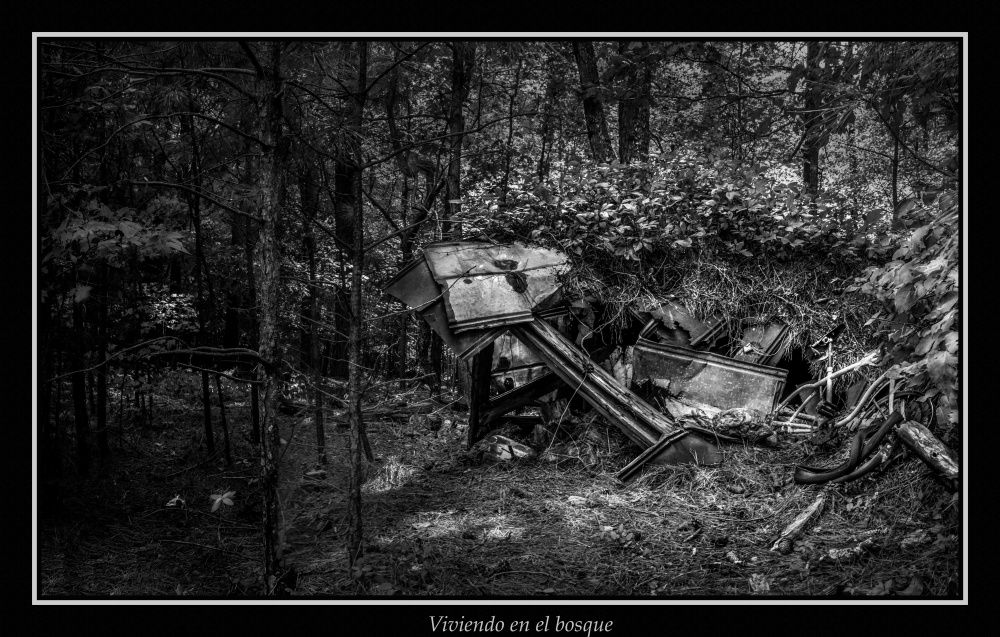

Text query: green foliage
(472, 150), (863, 265)
(846, 191), (959, 427)
(209, 490), (236, 513)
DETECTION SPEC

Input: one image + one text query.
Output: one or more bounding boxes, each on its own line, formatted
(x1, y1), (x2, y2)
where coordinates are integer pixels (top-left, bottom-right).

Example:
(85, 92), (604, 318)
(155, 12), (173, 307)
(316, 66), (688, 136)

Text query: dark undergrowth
(37, 380), (962, 598)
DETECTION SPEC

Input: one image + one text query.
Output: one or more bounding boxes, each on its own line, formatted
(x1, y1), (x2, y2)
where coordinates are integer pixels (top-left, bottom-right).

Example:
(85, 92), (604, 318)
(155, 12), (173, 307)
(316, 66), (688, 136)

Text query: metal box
(632, 338), (788, 418)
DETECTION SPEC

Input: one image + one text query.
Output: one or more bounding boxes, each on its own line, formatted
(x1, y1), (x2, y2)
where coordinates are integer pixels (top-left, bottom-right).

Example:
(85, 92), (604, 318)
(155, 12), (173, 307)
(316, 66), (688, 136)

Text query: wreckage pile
(384, 241), (847, 482)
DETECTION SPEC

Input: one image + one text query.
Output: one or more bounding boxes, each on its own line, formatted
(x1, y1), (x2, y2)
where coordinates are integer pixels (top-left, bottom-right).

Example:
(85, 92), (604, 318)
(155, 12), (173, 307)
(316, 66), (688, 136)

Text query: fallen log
(897, 421), (959, 480)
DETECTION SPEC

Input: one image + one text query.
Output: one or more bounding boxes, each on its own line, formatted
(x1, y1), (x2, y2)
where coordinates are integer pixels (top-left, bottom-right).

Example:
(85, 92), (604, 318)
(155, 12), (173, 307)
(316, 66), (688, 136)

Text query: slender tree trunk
(96, 263), (109, 459)
(892, 136), (900, 210)
(346, 40), (370, 567)
(71, 283), (90, 477)
(573, 41), (615, 163)
(188, 116), (215, 456)
(444, 41), (475, 240)
(255, 40), (290, 596)
(39, 298), (59, 513)
(617, 41), (653, 164)
(802, 42), (822, 195)
(301, 167), (326, 466)
(215, 374), (232, 466)
(88, 371), (96, 412)
(443, 42), (476, 403)
(499, 58), (523, 205)
(244, 219), (261, 445)
(537, 54), (562, 182)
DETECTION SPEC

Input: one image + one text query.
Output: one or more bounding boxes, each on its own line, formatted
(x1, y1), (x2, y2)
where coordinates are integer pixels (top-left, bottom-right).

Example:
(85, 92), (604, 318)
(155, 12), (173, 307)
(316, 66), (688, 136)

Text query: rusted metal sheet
(382, 255), (501, 360)
(423, 242), (569, 333)
(733, 320), (790, 365)
(636, 300), (726, 350)
(633, 338), (788, 419)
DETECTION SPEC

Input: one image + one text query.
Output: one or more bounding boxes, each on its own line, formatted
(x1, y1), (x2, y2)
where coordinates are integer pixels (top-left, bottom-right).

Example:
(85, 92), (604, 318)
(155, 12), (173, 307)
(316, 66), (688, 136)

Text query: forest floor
(36, 382), (962, 598)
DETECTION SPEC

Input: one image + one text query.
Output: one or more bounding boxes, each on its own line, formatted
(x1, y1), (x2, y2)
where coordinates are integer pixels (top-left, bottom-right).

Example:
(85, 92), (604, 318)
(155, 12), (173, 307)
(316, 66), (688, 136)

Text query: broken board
(509, 318), (719, 469)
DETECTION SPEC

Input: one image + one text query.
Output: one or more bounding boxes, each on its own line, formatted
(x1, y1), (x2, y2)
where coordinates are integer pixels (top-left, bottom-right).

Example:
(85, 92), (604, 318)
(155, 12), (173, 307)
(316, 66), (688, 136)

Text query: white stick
(771, 493), (825, 553)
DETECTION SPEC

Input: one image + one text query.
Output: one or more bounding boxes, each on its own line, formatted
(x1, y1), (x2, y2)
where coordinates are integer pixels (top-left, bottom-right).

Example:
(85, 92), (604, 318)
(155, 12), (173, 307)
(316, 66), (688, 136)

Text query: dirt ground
(36, 385), (962, 598)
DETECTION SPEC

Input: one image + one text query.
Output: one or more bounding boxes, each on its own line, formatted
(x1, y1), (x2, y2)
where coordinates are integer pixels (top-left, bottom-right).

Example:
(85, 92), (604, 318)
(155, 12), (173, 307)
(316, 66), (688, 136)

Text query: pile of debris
(384, 241), (793, 482)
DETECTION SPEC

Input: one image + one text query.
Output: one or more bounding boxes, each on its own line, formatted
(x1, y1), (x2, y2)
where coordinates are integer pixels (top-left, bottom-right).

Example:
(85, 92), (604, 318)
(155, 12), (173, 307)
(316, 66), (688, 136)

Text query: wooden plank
(510, 319), (681, 448)
(616, 430), (691, 483)
(483, 372), (565, 422)
(482, 342), (620, 426)
(467, 341), (496, 448)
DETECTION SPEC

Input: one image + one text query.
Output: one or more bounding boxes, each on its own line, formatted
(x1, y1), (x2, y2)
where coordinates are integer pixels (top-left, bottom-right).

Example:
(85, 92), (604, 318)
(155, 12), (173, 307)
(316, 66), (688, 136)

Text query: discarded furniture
(383, 241), (719, 474)
(733, 319), (790, 366)
(421, 241), (569, 333)
(632, 338), (788, 419)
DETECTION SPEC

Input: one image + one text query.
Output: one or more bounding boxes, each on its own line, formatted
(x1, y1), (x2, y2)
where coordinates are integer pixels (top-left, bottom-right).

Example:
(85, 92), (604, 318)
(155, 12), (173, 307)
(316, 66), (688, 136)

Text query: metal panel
(382, 255), (501, 360)
(633, 338), (788, 418)
(423, 242), (570, 333)
(733, 321), (790, 365)
(492, 331), (543, 371)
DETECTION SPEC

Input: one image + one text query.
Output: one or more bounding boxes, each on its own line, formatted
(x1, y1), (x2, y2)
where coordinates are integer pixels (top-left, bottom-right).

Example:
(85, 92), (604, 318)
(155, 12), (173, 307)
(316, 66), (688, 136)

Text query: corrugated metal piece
(382, 255), (501, 360)
(423, 242), (569, 333)
(633, 338), (788, 418)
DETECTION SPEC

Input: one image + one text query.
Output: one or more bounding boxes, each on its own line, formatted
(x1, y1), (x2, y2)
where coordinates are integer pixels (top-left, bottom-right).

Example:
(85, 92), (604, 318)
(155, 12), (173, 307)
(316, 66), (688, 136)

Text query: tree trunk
(301, 167), (326, 466)
(617, 41), (653, 164)
(244, 219), (261, 445)
(189, 124), (215, 456)
(443, 42), (476, 240)
(891, 136), (900, 211)
(499, 58), (523, 205)
(71, 283), (90, 478)
(537, 54), (562, 182)
(215, 374), (232, 466)
(573, 41), (615, 163)
(255, 41), (290, 596)
(442, 42), (476, 402)
(346, 40), (369, 567)
(39, 298), (60, 513)
(96, 263), (109, 460)
(802, 42), (822, 195)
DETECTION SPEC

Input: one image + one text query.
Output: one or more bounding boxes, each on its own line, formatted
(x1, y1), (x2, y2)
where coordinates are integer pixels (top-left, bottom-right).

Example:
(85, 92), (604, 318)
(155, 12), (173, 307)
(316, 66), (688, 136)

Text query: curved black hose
(794, 411), (902, 484)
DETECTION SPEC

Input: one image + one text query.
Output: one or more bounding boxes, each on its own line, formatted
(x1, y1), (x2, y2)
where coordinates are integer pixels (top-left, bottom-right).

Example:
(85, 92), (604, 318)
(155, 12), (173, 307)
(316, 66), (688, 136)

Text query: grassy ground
(36, 383), (962, 598)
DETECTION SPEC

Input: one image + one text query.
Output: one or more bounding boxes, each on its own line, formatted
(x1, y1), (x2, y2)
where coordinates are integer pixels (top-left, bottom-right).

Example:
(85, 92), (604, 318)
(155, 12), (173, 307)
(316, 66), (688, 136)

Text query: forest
(35, 38), (962, 599)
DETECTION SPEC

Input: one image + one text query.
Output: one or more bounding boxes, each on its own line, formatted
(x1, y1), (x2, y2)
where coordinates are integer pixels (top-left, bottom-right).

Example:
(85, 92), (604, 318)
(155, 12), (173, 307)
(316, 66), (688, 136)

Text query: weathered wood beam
(897, 420), (959, 480)
(466, 341), (495, 448)
(510, 319), (683, 448)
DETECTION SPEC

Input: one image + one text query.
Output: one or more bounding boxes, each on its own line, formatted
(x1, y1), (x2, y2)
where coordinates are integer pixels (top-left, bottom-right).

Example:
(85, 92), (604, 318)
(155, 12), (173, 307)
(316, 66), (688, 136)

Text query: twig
(485, 570), (560, 581)
(157, 538), (251, 560)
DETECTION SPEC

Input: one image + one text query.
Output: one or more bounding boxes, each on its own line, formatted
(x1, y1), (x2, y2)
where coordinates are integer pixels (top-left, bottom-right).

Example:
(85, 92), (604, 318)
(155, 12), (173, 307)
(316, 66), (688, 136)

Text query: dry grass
(566, 252), (883, 387)
(283, 396), (961, 598)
